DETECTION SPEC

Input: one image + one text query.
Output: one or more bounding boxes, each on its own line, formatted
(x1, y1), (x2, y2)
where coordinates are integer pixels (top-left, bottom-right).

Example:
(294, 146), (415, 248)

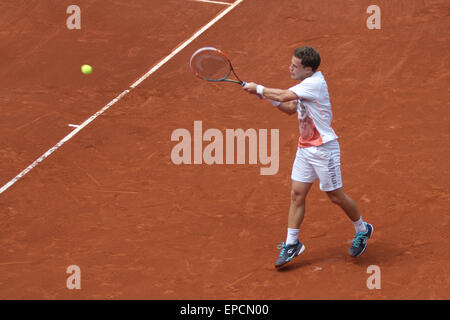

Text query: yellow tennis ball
(81, 64), (93, 75)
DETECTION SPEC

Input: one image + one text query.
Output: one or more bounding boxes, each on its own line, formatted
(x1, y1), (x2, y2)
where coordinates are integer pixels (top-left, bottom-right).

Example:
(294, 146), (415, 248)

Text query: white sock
(286, 228), (299, 245)
(353, 217), (367, 234)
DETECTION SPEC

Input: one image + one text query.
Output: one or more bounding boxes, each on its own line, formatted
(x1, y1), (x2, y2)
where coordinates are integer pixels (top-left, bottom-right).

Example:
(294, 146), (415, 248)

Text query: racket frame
(190, 47), (246, 86)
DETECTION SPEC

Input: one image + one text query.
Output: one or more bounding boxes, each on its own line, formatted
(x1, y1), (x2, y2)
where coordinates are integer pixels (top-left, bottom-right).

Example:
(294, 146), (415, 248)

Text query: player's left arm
(243, 82), (298, 102)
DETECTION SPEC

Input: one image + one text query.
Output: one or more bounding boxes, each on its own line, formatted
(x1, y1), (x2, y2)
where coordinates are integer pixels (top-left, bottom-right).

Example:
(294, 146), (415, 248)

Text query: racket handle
(241, 81), (262, 98)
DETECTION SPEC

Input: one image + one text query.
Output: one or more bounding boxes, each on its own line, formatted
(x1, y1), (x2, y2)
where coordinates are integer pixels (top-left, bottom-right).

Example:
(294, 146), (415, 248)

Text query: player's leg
(327, 188), (373, 257)
(325, 188), (373, 256)
(313, 140), (373, 257)
(288, 180), (313, 229)
(310, 139), (359, 221)
(275, 148), (314, 269)
(326, 188), (361, 223)
(275, 180), (312, 269)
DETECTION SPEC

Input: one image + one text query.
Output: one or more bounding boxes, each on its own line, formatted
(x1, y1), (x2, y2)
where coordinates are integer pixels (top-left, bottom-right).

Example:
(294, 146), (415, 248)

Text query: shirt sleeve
(289, 79), (318, 101)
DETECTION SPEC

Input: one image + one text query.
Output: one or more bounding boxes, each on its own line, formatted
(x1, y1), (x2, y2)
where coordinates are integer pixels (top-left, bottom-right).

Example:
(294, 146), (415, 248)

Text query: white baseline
(0, 0), (244, 195)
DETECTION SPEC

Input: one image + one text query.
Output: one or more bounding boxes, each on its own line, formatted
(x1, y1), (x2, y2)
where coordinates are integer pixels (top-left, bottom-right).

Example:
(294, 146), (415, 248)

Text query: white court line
(0, 0), (244, 195)
(191, 0), (232, 5)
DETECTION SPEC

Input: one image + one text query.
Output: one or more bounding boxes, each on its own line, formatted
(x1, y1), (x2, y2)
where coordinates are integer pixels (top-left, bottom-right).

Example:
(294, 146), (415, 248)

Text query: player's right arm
(243, 82), (298, 115)
(244, 83), (298, 102)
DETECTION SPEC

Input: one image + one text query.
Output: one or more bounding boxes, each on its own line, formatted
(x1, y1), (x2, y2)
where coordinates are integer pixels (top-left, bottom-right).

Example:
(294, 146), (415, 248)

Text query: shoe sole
(275, 244), (306, 269)
(352, 224), (374, 257)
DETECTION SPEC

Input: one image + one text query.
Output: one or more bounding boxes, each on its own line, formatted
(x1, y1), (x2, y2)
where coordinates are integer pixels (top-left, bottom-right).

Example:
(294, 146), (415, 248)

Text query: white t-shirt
(289, 71), (338, 148)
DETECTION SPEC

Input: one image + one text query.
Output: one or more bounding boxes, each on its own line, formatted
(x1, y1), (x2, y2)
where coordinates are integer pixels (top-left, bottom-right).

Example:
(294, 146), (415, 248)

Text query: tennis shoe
(275, 240), (305, 268)
(349, 222), (373, 257)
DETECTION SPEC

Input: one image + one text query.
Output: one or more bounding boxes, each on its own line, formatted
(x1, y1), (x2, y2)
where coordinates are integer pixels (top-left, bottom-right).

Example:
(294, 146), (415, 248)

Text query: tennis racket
(189, 47), (246, 86)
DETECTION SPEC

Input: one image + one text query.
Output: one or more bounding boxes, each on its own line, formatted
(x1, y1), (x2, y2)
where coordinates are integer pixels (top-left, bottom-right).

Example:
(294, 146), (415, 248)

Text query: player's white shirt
(289, 71), (338, 148)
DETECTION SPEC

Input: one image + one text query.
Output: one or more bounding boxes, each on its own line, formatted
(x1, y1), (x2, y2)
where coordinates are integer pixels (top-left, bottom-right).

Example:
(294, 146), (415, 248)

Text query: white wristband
(256, 85), (265, 97)
(269, 99), (281, 107)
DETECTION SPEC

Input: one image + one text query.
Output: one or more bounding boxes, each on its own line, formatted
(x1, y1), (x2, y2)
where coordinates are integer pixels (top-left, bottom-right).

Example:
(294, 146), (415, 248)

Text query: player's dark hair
(294, 46), (321, 71)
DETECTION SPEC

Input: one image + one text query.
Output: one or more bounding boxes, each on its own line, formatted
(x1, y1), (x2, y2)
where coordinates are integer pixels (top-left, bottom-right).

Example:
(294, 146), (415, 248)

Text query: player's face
(289, 56), (312, 80)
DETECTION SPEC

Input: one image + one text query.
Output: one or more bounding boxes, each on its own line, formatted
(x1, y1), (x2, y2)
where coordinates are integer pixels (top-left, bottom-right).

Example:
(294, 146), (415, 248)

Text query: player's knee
(327, 191), (343, 206)
(291, 189), (306, 206)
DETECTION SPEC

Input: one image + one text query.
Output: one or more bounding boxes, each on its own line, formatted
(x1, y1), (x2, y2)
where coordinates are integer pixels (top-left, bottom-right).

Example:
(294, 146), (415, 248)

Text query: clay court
(0, 0), (449, 299)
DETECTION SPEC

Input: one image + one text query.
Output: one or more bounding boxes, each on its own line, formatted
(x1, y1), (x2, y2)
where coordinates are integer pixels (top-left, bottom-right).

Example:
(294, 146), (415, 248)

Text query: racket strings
(190, 50), (232, 81)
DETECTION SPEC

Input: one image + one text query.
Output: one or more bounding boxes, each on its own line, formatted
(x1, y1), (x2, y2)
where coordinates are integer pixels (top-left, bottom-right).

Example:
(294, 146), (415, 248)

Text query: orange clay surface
(0, 0), (449, 299)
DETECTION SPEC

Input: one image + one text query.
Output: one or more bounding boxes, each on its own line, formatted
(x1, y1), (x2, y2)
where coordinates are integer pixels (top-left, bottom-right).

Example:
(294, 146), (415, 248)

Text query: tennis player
(243, 47), (373, 268)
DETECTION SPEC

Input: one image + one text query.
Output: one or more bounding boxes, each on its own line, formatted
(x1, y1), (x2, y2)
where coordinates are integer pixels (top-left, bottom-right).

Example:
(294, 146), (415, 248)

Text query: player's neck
(299, 71), (315, 81)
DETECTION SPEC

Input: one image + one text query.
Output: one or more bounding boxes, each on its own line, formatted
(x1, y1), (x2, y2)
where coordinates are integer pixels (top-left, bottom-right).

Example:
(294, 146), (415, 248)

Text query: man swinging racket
(243, 46), (373, 269)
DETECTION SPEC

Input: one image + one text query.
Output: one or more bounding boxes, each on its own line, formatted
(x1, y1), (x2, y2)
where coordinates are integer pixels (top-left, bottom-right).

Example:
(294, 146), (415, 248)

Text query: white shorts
(291, 139), (343, 191)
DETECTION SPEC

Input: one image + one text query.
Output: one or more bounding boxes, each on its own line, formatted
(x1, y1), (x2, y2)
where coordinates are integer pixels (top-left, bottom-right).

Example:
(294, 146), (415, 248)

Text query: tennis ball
(81, 64), (93, 75)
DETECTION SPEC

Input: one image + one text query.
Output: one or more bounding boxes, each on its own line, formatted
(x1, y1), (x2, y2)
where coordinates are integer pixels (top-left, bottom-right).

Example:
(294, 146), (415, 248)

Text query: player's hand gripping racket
(190, 47), (246, 86)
